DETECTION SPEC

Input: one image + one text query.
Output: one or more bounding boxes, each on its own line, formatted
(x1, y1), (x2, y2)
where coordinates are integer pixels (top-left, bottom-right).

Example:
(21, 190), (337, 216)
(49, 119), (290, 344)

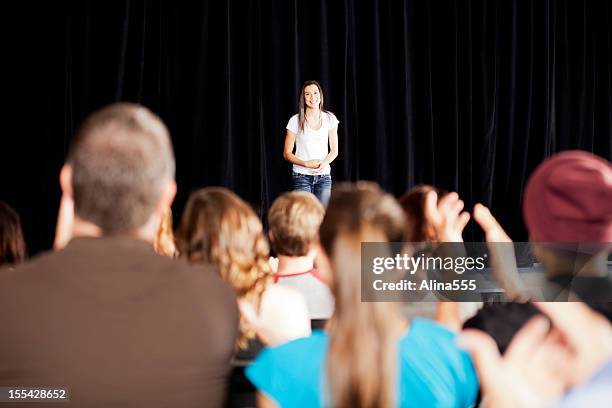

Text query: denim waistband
(292, 171), (331, 178)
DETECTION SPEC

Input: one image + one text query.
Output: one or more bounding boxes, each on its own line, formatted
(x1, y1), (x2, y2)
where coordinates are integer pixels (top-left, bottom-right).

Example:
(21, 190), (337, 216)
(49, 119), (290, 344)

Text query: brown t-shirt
(0, 236), (238, 408)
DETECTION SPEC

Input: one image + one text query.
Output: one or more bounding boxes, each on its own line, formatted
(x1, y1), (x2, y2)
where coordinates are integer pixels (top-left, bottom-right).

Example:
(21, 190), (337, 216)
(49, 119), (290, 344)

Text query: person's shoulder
(259, 285), (311, 337)
(0, 249), (77, 310)
(324, 111), (339, 127)
(132, 255), (239, 344)
(250, 330), (328, 371)
(399, 318), (478, 406)
(246, 331), (327, 406)
(409, 317), (456, 339)
(0, 249), (62, 285)
(171, 258), (237, 302)
(286, 114), (299, 131)
(399, 318), (468, 364)
(270, 329), (327, 355)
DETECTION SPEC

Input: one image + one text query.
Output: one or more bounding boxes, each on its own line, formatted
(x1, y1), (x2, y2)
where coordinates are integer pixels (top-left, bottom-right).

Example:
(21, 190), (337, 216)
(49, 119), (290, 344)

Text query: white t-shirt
(286, 112), (339, 175)
(274, 270), (335, 319)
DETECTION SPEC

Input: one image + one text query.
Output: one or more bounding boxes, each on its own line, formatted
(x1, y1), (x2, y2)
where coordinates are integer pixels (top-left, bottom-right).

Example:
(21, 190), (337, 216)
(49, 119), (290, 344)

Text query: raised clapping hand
(424, 191), (471, 242)
(473, 203), (512, 242)
(473, 203), (527, 300)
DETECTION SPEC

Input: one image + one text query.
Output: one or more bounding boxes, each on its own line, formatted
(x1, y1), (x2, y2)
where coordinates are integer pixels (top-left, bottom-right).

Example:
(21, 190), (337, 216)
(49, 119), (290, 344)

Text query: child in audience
(399, 185), (479, 329)
(246, 182), (478, 408)
(460, 151), (612, 407)
(0, 201), (26, 267)
(267, 191), (334, 320)
(472, 150), (612, 314)
(461, 302), (612, 408)
(176, 187), (310, 350)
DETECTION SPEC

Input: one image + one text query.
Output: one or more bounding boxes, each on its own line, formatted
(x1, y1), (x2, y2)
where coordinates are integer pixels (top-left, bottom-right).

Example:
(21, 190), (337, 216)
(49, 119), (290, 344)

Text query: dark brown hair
(67, 103), (175, 234)
(176, 187), (272, 349)
(268, 191), (325, 257)
(0, 201), (26, 267)
(320, 182), (406, 408)
(398, 184), (448, 242)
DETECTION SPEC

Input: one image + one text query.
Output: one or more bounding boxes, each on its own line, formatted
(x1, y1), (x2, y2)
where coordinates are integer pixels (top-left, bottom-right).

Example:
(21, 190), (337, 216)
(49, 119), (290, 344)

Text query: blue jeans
(292, 172), (332, 207)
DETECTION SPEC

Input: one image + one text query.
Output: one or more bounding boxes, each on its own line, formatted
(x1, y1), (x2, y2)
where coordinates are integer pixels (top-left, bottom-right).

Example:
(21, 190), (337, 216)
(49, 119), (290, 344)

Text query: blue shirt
(246, 318), (478, 407)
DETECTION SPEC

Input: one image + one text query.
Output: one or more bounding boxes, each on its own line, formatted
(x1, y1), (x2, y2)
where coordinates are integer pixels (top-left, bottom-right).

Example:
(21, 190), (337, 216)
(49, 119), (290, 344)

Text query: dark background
(2, 0), (611, 255)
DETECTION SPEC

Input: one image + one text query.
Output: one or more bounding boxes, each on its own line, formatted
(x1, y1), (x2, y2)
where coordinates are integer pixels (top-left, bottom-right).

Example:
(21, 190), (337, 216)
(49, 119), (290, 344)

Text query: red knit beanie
(523, 151), (612, 243)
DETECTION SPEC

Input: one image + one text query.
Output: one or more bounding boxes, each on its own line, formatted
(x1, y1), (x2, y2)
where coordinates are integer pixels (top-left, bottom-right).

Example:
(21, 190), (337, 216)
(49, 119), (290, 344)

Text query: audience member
(0, 103), (238, 407)
(523, 150), (612, 316)
(246, 182), (478, 408)
(473, 151), (612, 313)
(463, 151), (612, 407)
(462, 302), (544, 405)
(176, 187), (310, 350)
(399, 185), (479, 328)
(0, 200), (26, 267)
(267, 191), (334, 320)
(460, 302), (612, 408)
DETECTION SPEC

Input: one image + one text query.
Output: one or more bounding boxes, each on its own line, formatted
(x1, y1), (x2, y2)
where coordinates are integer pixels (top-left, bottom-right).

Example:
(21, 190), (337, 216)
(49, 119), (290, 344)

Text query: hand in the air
(424, 191), (470, 242)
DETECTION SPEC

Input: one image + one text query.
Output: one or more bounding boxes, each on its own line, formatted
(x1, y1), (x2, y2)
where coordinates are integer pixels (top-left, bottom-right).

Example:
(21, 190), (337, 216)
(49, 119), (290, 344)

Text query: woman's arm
(283, 130), (320, 168)
(314, 125), (339, 173)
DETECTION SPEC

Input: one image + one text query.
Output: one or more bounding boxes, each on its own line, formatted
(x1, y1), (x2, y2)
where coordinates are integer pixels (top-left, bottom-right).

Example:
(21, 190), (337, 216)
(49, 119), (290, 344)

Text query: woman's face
(303, 84), (321, 110)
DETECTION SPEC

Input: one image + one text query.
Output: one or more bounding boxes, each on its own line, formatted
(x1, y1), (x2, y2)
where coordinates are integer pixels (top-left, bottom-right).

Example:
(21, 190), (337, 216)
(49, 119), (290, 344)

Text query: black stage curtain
(2, 0), (611, 254)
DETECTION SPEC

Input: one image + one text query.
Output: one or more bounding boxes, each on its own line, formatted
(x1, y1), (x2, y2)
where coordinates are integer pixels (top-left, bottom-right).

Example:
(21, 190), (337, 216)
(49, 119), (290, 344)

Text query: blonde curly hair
(176, 187), (272, 349)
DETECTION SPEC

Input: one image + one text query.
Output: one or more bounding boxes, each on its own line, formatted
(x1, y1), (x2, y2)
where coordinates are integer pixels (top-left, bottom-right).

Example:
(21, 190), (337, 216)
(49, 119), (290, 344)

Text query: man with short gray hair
(0, 103), (238, 407)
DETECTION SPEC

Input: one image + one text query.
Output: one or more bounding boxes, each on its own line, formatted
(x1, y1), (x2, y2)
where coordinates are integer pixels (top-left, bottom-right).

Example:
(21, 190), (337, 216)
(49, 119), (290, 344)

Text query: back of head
(398, 184), (447, 242)
(0, 201), (26, 266)
(463, 302), (541, 354)
(68, 103), (175, 234)
(523, 150), (612, 243)
(320, 182), (405, 408)
(523, 151), (612, 316)
(176, 187), (271, 349)
(268, 191), (325, 256)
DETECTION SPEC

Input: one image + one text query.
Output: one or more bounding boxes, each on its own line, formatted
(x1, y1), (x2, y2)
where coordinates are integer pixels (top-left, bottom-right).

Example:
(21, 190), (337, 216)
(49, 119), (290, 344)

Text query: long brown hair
(0, 201), (26, 267)
(175, 187), (272, 349)
(320, 182), (406, 408)
(298, 80), (329, 133)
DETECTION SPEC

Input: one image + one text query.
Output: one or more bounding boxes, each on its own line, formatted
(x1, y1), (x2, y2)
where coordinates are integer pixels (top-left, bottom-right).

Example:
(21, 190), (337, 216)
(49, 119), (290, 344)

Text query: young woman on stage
(283, 80), (339, 207)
